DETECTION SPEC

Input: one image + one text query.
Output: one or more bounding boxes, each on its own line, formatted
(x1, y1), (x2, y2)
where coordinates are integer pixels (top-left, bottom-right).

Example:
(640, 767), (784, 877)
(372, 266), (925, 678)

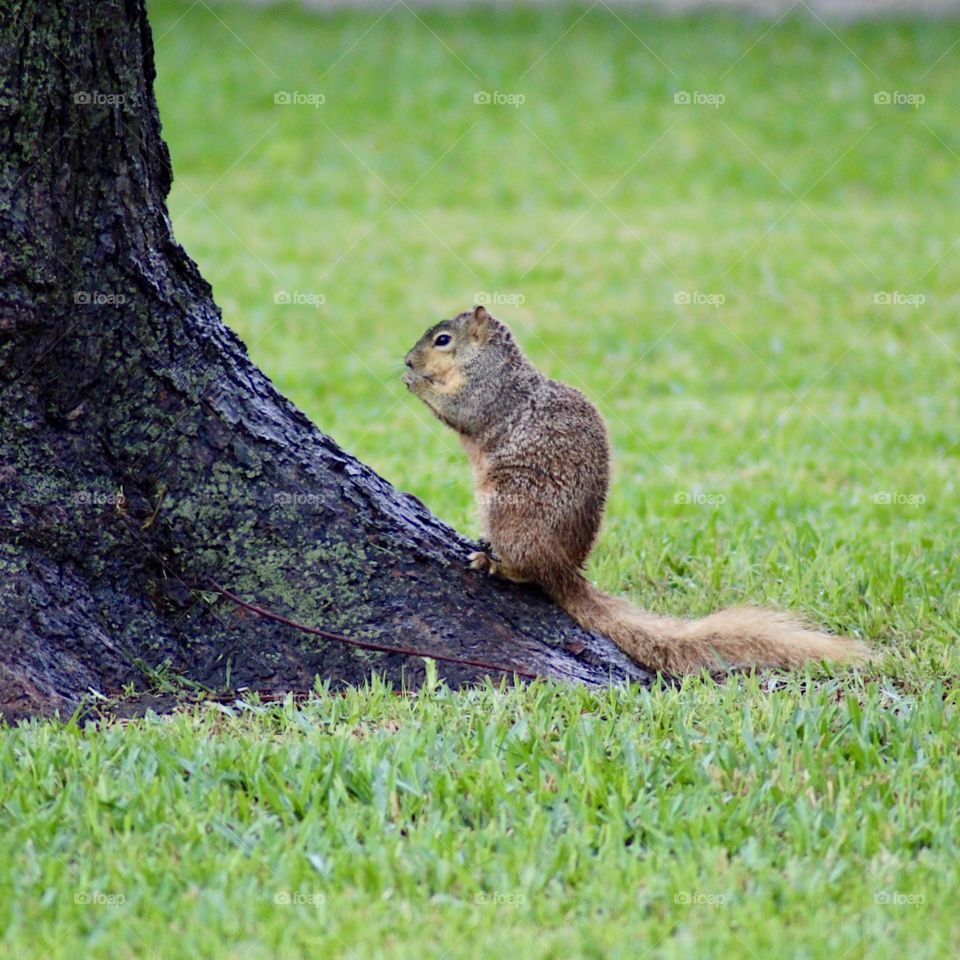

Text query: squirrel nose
(404, 353), (414, 369)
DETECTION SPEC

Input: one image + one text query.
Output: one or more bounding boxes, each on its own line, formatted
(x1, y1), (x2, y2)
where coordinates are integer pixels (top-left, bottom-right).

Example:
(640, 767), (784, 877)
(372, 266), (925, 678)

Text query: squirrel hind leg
(467, 550), (533, 584)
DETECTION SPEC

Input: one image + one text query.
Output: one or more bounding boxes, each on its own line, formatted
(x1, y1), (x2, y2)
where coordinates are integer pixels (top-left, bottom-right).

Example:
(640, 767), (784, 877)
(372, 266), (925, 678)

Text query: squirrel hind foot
(467, 549), (493, 571)
(467, 550), (532, 584)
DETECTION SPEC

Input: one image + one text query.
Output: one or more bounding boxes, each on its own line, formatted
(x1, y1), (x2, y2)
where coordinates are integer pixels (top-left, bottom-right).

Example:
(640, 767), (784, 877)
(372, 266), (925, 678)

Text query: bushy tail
(551, 572), (874, 674)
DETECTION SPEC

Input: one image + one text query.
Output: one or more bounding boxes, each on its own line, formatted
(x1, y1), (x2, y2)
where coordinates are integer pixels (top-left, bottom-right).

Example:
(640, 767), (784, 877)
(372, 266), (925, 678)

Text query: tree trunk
(0, 0), (652, 721)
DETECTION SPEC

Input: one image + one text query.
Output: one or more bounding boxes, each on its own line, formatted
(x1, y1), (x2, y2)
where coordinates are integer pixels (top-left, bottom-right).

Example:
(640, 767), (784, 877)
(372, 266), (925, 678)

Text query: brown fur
(403, 306), (875, 674)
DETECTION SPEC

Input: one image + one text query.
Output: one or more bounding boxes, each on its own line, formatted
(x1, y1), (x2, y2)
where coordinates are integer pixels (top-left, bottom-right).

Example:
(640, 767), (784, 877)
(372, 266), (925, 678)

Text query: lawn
(2, 1), (959, 956)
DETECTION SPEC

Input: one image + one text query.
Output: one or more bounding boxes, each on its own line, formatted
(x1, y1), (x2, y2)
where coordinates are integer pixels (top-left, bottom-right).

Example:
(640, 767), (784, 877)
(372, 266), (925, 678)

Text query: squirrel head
(403, 306), (534, 434)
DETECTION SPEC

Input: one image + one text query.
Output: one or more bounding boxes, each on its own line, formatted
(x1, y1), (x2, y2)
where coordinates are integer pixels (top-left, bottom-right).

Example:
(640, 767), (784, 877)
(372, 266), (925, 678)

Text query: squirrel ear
(469, 305), (492, 342)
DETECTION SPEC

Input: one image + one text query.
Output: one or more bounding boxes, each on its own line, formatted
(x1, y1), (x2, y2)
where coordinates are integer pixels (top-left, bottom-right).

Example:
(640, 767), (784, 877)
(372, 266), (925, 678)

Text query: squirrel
(402, 305), (874, 674)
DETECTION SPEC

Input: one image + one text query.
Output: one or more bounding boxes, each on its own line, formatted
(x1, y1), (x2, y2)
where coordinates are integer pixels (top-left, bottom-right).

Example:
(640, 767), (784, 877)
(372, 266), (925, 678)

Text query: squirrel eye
(434, 334), (452, 347)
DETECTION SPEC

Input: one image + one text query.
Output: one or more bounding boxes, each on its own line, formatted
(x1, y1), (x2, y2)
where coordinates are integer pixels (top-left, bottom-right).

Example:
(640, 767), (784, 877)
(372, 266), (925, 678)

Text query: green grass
(4, 1), (960, 956)
(3, 681), (959, 958)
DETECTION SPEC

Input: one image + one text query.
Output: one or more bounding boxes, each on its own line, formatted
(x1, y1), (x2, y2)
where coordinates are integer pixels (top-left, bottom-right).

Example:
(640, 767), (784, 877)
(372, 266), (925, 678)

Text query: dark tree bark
(0, 0), (652, 721)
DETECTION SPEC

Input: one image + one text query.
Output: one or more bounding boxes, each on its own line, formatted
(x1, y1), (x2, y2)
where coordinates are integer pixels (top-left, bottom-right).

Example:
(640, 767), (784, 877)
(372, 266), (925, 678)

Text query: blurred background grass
(153, 0), (958, 666)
